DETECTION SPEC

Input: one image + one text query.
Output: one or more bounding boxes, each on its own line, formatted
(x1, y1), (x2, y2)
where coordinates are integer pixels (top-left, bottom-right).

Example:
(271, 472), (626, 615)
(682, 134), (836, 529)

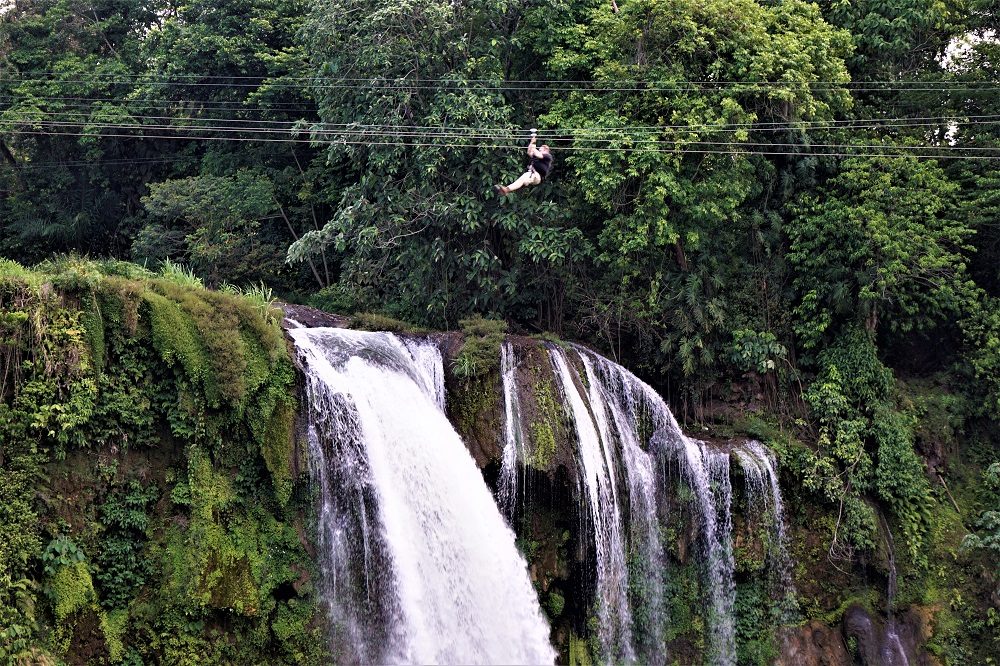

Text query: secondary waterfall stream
(498, 341), (528, 521)
(549, 347), (634, 661)
(292, 327), (555, 664)
(542, 344), (740, 664)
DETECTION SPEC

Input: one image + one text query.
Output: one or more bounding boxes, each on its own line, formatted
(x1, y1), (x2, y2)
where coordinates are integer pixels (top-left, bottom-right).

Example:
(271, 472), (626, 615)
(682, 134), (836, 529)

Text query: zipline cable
(3, 75), (999, 94)
(4, 127), (999, 160)
(4, 109), (1000, 137)
(2, 94), (985, 120)
(4, 118), (999, 153)
(9, 72), (998, 85)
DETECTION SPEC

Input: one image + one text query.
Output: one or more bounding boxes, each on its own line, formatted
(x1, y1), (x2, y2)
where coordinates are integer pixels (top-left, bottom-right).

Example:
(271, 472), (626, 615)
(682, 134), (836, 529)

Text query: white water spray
(576, 348), (665, 659)
(705, 448), (737, 666)
(402, 337), (446, 411)
(735, 440), (798, 617)
(557, 344), (737, 665)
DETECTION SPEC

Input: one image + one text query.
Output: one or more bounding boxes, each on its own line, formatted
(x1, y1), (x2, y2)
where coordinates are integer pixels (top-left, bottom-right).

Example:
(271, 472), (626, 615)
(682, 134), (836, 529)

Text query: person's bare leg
(497, 170), (541, 195)
(506, 171), (536, 192)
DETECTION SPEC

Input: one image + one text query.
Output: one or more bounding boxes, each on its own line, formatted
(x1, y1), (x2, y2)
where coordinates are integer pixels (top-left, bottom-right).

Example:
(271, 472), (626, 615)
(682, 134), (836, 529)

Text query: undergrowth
(0, 257), (325, 665)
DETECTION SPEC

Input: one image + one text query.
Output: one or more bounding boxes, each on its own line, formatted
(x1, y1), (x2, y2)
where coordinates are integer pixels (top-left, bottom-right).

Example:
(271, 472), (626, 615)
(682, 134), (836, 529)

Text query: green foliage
(734, 580), (778, 666)
(546, 589), (566, 618)
(291, 0), (580, 327)
(960, 296), (1000, 418)
(962, 463), (1000, 556)
(308, 282), (374, 315)
(788, 155), (972, 351)
(1, 0), (998, 658)
(140, 173), (283, 287)
(259, 399), (297, 507)
(159, 259), (205, 289)
(662, 560), (705, 648)
(728, 329), (787, 375)
(46, 559), (97, 622)
(42, 536), (87, 576)
(95, 481), (158, 609)
(101, 609), (128, 663)
(529, 378), (562, 470)
(220, 281), (278, 323)
(796, 330), (935, 560)
(0, 260), (321, 663)
(453, 316), (508, 378)
(349, 312), (429, 335)
(819, 0), (961, 80)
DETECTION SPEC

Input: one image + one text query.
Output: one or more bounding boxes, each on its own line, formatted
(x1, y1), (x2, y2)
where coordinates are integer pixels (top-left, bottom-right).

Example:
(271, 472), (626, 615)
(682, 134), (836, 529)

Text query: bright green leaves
(819, 0), (962, 80)
(800, 329), (935, 563)
(534, 0), (852, 380)
(42, 536), (96, 621)
(788, 155), (973, 351)
(728, 329), (787, 375)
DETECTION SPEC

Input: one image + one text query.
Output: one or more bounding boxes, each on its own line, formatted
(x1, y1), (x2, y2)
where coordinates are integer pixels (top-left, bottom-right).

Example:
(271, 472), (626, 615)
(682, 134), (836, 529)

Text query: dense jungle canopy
(1, 0), (999, 663)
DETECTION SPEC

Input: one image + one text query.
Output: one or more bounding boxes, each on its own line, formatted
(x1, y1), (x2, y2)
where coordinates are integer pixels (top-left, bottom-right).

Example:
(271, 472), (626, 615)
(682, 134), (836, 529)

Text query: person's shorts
(524, 170), (542, 186)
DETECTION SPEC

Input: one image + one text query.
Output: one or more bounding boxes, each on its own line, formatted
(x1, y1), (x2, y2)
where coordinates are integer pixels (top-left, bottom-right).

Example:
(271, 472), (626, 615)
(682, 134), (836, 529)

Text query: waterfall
(705, 449), (737, 666)
(547, 344), (737, 665)
(735, 440), (798, 617)
(498, 341), (527, 521)
(401, 337), (446, 411)
(576, 348), (665, 659)
(612, 364), (738, 666)
(292, 327), (555, 665)
(881, 517), (910, 666)
(549, 346), (635, 661)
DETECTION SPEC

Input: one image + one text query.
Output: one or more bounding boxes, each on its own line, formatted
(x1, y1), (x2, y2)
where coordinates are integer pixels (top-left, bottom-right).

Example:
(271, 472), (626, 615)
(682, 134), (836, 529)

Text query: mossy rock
(446, 369), (503, 466)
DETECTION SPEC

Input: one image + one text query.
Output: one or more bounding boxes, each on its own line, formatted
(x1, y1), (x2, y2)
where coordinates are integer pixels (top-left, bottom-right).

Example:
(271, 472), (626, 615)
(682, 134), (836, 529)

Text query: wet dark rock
(775, 620), (850, 666)
(843, 605), (938, 666)
(278, 302), (350, 329)
(844, 605), (881, 664)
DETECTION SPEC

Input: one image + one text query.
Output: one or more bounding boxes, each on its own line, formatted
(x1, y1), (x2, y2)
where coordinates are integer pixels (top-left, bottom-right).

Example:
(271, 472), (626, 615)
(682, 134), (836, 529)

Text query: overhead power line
(2, 74), (999, 94)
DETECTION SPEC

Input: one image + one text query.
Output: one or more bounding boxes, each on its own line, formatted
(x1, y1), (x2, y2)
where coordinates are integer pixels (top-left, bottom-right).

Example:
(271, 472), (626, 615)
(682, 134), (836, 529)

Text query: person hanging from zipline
(495, 129), (553, 195)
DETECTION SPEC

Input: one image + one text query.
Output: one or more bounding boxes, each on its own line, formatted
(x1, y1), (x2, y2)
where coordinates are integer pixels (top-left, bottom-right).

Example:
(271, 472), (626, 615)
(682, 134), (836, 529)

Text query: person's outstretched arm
(527, 132), (544, 158)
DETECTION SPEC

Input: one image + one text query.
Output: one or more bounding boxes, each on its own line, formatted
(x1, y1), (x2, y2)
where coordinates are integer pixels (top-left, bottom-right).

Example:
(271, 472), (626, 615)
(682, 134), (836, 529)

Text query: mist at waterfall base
(292, 328), (555, 665)
(292, 326), (795, 665)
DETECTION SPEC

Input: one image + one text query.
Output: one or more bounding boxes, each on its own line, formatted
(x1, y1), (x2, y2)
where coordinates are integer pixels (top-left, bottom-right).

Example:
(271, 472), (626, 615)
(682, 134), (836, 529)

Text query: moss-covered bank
(0, 258), (327, 665)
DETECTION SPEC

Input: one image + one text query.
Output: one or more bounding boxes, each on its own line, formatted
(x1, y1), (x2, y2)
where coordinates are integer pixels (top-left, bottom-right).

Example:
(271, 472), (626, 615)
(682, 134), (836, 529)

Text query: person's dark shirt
(530, 152), (553, 178)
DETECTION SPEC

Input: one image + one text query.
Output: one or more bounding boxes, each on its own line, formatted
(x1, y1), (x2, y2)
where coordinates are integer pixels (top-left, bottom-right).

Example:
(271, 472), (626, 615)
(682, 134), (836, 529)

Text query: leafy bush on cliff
(0, 258), (326, 665)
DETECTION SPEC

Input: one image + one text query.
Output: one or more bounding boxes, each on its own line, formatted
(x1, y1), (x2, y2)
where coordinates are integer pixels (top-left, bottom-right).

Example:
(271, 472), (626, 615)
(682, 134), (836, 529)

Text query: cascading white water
(554, 344), (737, 665)
(705, 449), (737, 666)
(881, 518), (911, 666)
(292, 327), (555, 665)
(735, 440), (798, 617)
(402, 337), (447, 411)
(576, 348), (665, 660)
(498, 341), (528, 521)
(549, 347), (635, 661)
